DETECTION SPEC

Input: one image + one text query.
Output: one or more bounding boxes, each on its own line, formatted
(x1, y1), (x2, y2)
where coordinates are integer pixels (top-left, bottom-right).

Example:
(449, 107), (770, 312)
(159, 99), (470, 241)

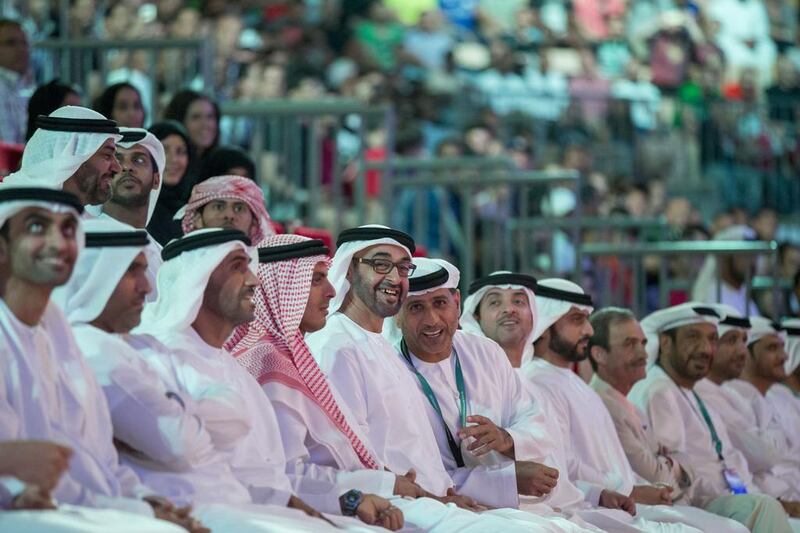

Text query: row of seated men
(0, 105), (799, 532)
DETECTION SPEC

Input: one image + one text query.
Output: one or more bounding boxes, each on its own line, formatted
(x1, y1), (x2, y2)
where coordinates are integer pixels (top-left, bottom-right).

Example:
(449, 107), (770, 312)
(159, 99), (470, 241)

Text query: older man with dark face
(631, 303), (795, 532)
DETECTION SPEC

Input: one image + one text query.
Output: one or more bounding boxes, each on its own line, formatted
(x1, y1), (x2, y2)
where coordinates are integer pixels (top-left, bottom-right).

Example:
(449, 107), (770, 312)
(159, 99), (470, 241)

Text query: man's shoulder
(453, 330), (508, 361)
(629, 368), (674, 403)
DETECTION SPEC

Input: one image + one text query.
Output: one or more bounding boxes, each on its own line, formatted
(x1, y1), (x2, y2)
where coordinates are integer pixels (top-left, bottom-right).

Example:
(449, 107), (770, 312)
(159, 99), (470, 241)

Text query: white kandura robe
(141, 327), (382, 532)
(307, 312), (596, 532)
(724, 379), (800, 500)
(401, 331), (601, 532)
(521, 358), (741, 533)
(266, 346), (586, 533)
(766, 385), (800, 468)
(80, 330), (372, 533)
(629, 365), (794, 533)
(0, 300), (185, 532)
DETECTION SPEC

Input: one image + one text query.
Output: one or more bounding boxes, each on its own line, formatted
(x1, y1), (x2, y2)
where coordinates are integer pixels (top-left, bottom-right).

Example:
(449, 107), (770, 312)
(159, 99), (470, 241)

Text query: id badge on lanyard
(722, 466), (748, 494)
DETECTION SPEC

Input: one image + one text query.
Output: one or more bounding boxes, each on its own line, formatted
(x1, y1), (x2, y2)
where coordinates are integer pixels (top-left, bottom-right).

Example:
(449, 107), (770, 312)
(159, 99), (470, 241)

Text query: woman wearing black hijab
(147, 120), (197, 245)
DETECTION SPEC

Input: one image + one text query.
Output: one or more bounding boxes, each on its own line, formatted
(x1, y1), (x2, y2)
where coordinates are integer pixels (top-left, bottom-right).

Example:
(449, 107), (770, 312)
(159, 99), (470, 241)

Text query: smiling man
(459, 271), (538, 369)
(631, 303), (794, 532)
(587, 307), (694, 505)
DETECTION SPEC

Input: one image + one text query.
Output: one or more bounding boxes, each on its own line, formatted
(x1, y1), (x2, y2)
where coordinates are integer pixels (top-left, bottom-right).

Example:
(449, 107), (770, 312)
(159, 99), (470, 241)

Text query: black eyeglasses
(354, 257), (417, 277)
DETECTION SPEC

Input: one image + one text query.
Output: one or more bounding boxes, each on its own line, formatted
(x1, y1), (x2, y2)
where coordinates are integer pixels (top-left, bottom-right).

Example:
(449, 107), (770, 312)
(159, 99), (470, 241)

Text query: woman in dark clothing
(197, 144), (257, 183)
(147, 120), (197, 245)
(163, 90), (220, 161)
(26, 80), (82, 141)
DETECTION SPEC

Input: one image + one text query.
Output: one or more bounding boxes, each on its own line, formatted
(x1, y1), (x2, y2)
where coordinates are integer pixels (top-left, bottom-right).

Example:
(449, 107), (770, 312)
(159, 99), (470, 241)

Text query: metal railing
(579, 240), (779, 317)
(368, 155), (579, 289)
(34, 38), (213, 118)
(508, 215), (668, 278)
(219, 99), (393, 232)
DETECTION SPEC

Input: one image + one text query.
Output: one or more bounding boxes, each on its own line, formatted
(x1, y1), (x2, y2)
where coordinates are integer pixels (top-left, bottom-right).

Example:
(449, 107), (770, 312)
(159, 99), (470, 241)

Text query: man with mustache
(587, 307), (694, 504)
(96, 129), (166, 300)
(522, 280), (744, 532)
(307, 225), (586, 531)
(179, 175), (274, 243)
(631, 302), (795, 532)
(4, 106), (124, 207)
(723, 317), (800, 511)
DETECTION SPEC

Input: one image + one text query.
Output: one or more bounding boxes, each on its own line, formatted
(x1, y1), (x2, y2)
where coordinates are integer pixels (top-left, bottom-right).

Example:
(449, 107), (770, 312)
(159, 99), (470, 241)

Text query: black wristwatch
(339, 489), (364, 516)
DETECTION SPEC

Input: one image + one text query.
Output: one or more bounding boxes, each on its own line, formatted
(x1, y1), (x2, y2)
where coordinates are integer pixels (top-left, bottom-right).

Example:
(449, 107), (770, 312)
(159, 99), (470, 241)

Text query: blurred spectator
(708, 0), (777, 86)
(198, 145), (256, 183)
(0, 18), (31, 144)
(573, 0), (626, 41)
(147, 120), (195, 245)
(163, 89), (220, 160)
(25, 79), (81, 141)
(352, 2), (405, 71)
(94, 82), (146, 128)
(766, 55), (800, 121)
(403, 10), (454, 70)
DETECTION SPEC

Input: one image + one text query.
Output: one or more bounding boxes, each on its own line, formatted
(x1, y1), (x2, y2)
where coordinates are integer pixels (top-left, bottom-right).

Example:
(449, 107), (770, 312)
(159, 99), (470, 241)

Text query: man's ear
(452, 289), (461, 309)
(153, 171), (161, 190)
(590, 344), (606, 367)
(192, 210), (205, 229)
(345, 261), (355, 283)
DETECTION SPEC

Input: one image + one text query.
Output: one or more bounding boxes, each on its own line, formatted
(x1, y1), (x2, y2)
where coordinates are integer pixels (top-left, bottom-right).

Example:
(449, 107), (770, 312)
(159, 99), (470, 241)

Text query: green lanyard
(399, 338), (468, 467)
(690, 391), (725, 462)
(658, 363), (725, 461)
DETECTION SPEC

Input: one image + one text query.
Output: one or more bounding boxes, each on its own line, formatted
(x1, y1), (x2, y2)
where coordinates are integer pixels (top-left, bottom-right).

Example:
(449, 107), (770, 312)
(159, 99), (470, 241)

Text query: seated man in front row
(633, 302), (796, 532)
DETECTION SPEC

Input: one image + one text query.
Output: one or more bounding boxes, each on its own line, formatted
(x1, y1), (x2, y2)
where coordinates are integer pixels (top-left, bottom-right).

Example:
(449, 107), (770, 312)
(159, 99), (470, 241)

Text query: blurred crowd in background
(1, 0), (799, 316)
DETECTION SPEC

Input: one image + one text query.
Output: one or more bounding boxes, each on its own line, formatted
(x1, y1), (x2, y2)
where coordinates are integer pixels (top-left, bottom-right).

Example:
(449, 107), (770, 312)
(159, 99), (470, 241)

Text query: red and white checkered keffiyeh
(181, 175), (274, 243)
(226, 233), (380, 470)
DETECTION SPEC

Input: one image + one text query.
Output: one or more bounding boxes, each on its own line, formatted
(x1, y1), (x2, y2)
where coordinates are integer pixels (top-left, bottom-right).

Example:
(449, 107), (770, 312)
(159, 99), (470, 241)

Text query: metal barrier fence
(366, 156), (579, 289)
(579, 240), (779, 317)
(34, 38), (213, 118)
(219, 99), (393, 233)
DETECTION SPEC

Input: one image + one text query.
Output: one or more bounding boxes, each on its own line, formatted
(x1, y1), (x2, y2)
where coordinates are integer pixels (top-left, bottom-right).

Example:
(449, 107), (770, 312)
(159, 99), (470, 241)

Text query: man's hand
(434, 488), (489, 511)
(394, 469), (425, 498)
(145, 497), (209, 533)
(288, 494), (337, 527)
(459, 415), (515, 458)
(631, 484), (673, 506)
(0, 441), (72, 491)
(599, 489), (636, 516)
(356, 495), (404, 531)
(10, 486), (56, 510)
(514, 461), (559, 497)
(779, 500), (800, 518)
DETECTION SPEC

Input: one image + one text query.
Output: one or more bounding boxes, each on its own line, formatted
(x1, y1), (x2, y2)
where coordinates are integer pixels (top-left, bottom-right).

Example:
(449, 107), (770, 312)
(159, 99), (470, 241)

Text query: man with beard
(132, 228), (369, 531)
(691, 225), (761, 316)
(587, 308), (694, 504)
(723, 318), (800, 511)
(4, 106), (125, 207)
(631, 302), (794, 532)
(95, 129), (165, 300)
(178, 175), (274, 243)
(523, 280), (746, 532)
(307, 225), (588, 532)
